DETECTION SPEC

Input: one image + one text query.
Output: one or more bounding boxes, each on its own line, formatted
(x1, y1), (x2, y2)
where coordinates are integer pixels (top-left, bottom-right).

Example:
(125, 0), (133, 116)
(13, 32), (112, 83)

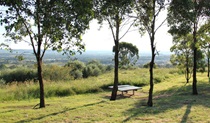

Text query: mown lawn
(0, 69), (210, 122)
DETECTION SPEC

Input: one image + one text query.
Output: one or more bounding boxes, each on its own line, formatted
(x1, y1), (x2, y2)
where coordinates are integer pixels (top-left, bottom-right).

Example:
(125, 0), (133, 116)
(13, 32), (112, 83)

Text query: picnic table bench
(108, 85), (142, 95)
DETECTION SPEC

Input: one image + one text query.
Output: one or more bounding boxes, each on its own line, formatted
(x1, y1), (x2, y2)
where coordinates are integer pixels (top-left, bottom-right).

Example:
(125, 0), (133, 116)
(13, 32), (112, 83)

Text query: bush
(73, 70), (83, 79)
(0, 64), (7, 70)
(43, 65), (72, 81)
(0, 68), (37, 83)
(65, 60), (85, 79)
(106, 65), (113, 71)
(143, 62), (158, 68)
(83, 60), (105, 78)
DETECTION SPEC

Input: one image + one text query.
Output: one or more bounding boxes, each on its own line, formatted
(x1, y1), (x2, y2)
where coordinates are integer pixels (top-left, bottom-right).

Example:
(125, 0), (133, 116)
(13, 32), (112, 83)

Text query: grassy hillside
(0, 68), (210, 122)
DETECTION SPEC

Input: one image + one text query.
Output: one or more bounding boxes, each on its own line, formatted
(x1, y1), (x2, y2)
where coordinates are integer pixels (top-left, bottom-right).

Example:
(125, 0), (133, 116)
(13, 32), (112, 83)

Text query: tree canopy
(113, 42), (139, 68)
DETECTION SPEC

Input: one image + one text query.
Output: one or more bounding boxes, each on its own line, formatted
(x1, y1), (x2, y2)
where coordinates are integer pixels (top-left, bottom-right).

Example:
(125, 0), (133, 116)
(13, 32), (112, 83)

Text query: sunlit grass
(1, 68), (210, 122)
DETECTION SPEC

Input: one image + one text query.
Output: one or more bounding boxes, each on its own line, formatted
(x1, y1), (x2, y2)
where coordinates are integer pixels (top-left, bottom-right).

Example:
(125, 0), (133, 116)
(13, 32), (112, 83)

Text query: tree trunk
(147, 38), (155, 107)
(186, 67), (189, 83)
(110, 43), (119, 100)
(192, 22), (198, 95)
(208, 52), (209, 77)
(35, 0), (45, 108)
(37, 58), (45, 108)
(147, 0), (156, 107)
(110, 13), (120, 101)
(208, 58), (209, 77)
(186, 55), (189, 83)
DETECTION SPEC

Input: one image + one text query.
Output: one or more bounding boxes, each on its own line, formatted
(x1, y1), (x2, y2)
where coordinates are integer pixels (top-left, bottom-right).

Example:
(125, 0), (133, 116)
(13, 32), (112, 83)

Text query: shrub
(73, 70), (83, 79)
(106, 65), (113, 71)
(0, 68), (37, 83)
(153, 77), (162, 83)
(0, 64), (7, 70)
(83, 60), (105, 78)
(43, 65), (72, 81)
(65, 60), (85, 79)
(143, 62), (158, 68)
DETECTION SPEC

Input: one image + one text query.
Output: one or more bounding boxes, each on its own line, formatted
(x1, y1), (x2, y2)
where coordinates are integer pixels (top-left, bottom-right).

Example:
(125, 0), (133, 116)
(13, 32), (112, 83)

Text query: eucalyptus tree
(113, 42), (139, 68)
(94, 0), (135, 100)
(170, 35), (194, 83)
(198, 21), (210, 77)
(168, 0), (210, 95)
(0, 0), (94, 108)
(133, 0), (168, 106)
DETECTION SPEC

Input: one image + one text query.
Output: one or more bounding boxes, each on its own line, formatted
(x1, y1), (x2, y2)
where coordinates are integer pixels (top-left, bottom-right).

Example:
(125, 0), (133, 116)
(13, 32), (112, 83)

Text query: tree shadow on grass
(0, 110), (15, 114)
(123, 82), (210, 122)
(16, 100), (107, 123)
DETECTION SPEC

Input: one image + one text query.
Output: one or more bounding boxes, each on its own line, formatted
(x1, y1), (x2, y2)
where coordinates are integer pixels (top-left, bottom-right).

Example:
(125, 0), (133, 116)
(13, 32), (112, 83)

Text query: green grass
(1, 68), (210, 122)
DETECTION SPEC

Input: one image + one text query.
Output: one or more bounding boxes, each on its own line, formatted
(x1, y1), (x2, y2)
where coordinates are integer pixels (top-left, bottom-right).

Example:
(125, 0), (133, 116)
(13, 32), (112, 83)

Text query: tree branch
(107, 18), (116, 42)
(155, 17), (167, 33)
(14, 5), (37, 56)
(119, 19), (137, 40)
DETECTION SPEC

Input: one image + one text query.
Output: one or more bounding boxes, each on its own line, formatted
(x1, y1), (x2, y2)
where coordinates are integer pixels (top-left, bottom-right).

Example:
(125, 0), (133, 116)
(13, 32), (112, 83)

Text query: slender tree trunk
(208, 47), (209, 77)
(186, 68), (189, 83)
(37, 58), (45, 108)
(147, 0), (156, 107)
(36, 0), (45, 108)
(192, 22), (198, 95)
(208, 57), (209, 77)
(110, 41), (119, 100)
(110, 13), (120, 100)
(147, 36), (155, 107)
(186, 55), (189, 83)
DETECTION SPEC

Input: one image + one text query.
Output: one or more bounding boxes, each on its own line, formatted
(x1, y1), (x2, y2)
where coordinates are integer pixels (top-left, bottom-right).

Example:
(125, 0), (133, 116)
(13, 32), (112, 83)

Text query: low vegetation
(0, 68), (210, 122)
(0, 60), (113, 84)
(0, 68), (176, 101)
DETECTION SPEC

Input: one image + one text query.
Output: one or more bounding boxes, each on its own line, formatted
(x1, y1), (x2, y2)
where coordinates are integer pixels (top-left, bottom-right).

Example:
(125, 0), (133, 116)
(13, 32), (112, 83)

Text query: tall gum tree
(133, 0), (168, 107)
(94, 0), (134, 100)
(170, 34), (194, 83)
(0, 0), (94, 108)
(198, 21), (210, 77)
(168, 0), (210, 95)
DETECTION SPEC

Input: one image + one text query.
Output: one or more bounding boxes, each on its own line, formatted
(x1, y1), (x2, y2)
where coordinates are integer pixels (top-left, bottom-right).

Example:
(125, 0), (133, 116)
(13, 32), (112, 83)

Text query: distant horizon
(0, 48), (172, 56)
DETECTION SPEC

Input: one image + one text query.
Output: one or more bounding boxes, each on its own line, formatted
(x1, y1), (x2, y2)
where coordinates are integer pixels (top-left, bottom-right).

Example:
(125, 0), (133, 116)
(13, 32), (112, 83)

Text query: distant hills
(0, 49), (172, 67)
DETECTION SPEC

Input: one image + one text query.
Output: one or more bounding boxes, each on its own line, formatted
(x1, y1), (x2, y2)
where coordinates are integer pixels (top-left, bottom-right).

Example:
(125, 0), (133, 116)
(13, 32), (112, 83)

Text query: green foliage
(170, 34), (193, 70)
(168, 0), (210, 35)
(0, 68), (36, 83)
(42, 65), (72, 81)
(0, 68), (180, 101)
(1, 0), (95, 107)
(83, 60), (105, 78)
(0, 64), (6, 70)
(113, 42), (139, 68)
(94, 0), (134, 23)
(0, 0), (94, 55)
(153, 76), (163, 84)
(65, 60), (85, 79)
(105, 65), (114, 71)
(143, 62), (158, 69)
(15, 55), (24, 61)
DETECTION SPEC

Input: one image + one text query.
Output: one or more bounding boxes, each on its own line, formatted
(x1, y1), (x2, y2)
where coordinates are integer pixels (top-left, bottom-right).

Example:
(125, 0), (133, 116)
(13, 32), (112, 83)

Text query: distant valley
(0, 49), (172, 67)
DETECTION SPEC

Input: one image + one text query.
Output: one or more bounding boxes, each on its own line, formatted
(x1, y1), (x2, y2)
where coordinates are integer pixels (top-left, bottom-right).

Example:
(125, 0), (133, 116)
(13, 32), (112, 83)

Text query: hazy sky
(0, 9), (172, 54)
(83, 19), (172, 53)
